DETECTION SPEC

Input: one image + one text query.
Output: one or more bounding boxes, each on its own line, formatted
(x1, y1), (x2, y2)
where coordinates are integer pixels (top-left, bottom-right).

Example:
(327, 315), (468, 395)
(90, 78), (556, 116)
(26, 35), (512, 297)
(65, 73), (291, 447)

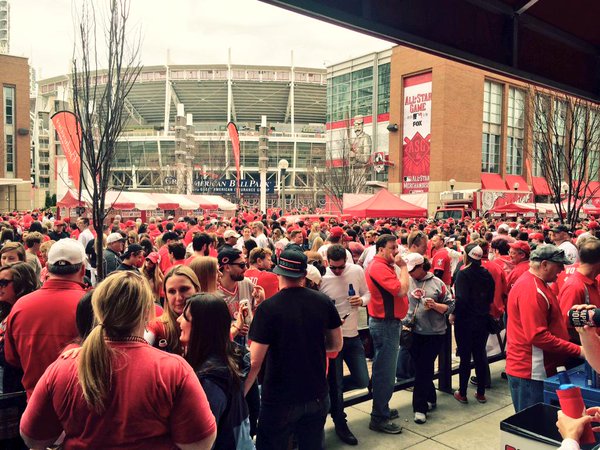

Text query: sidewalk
(325, 360), (516, 449)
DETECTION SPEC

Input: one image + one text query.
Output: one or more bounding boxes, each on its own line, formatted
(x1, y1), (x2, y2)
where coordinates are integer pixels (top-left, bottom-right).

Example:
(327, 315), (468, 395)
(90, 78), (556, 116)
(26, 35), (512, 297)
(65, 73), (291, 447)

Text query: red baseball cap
(588, 221), (598, 230)
(146, 252), (160, 264)
(510, 241), (531, 256)
(329, 226), (344, 239)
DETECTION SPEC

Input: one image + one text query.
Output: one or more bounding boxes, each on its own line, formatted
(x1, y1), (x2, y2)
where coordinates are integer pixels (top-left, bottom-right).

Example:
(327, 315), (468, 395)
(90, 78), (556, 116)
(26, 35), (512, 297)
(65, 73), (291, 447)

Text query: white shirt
(319, 264), (370, 338)
(317, 243), (353, 265)
(359, 245), (377, 270)
(559, 240), (579, 264)
(254, 232), (270, 249)
(78, 228), (94, 270)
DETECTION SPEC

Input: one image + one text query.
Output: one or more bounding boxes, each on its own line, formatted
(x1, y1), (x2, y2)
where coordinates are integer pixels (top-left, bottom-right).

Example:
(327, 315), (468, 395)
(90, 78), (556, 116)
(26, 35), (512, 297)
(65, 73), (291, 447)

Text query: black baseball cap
(122, 244), (143, 259)
(218, 248), (243, 267)
(273, 249), (307, 279)
(550, 224), (571, 234)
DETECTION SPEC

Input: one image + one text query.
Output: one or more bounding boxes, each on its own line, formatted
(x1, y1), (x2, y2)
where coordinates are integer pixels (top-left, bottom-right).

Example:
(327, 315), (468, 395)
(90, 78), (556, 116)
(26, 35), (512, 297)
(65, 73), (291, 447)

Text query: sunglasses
(227, 262), (248, 269)
(0, 279), (14, 287)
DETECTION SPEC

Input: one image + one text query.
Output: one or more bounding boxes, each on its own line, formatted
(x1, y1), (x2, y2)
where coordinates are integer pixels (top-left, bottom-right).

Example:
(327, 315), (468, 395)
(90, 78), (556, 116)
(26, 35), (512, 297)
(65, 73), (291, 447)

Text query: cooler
(544, 364), (600, 408)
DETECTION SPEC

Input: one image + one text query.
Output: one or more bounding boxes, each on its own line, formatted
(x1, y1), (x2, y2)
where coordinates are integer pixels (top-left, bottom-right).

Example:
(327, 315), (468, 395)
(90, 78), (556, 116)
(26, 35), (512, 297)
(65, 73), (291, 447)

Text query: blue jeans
(256, 395), (330, 450)
(507, 375), (544, 413)
(369, 318), (401, 422)
(328, 335), (370, 425)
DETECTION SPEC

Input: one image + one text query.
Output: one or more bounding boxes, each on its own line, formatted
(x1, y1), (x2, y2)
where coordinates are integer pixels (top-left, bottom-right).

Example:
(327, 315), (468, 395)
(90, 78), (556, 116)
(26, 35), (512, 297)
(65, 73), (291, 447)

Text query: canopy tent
(343, 188), (427, 218)
(186, 194), (219, 210)
(198, 195), (237, 212)
(56, 190), (87, 208)
(490, 202), (545, 214)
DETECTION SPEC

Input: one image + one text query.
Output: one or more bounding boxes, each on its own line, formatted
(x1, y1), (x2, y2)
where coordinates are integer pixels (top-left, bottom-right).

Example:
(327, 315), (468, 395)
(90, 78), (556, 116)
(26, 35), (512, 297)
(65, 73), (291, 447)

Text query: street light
(449, 178), (456, 191)
(278, 159), (289, 215)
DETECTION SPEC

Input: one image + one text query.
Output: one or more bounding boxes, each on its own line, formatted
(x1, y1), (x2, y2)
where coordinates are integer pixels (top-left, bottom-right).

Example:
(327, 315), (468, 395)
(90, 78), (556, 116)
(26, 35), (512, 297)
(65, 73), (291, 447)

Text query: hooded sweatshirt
(403, 272), (455, 335)
(454, 261), (495, 323)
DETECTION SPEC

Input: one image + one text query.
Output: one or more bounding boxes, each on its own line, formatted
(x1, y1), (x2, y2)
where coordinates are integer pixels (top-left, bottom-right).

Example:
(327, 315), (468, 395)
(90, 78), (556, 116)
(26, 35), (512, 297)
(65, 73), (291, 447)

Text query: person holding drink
(403, 253), (454, 424)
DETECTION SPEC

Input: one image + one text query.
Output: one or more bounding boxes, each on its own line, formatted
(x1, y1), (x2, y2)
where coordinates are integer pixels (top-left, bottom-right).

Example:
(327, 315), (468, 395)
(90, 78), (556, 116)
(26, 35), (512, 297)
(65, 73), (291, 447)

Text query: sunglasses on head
(0, 279), (14, 287)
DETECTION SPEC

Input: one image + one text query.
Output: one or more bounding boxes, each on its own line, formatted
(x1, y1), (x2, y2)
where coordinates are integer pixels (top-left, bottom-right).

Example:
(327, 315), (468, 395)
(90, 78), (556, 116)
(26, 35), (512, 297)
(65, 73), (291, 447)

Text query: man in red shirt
(491, 238), (513, 276)
(4, 239), (87, 398)
(506, 241), (531, 293)
(158, 231), (180, 275)
(245, 247), (279, 301)
(430, 234), (451, 286)
(506, 244), (583, 412)
(365, 234), (409, 434)
(559, 238), (600, 336)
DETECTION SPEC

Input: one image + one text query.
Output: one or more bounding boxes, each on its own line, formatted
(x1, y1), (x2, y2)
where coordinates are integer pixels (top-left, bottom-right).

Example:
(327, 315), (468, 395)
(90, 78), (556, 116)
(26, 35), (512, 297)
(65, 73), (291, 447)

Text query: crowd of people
(0, 208), (599, 448)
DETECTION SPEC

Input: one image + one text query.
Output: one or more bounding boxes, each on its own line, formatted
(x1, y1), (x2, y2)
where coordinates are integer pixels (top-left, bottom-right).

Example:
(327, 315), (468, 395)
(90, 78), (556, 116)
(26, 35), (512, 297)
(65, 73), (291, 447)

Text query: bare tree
(319, 119), (370, 212)
(528, 86), (600, 228)
(71, 0), (142, 280)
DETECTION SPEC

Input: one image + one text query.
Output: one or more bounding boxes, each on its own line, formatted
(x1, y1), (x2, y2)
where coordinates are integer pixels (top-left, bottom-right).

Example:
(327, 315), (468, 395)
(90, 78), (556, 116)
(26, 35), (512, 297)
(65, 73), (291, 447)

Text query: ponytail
(77, 324), (113, 413)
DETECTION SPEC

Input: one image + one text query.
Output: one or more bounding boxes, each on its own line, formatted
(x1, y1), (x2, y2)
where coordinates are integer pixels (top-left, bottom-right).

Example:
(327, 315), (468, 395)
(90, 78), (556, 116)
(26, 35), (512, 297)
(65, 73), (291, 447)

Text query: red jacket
(506, 260), (530, 294)
(506, 271), (580, 381)
(4, 278), (86, 398)
(482, 259), (507, 319)
(365, 255), (408, 320)
(558, 270), (600, 328)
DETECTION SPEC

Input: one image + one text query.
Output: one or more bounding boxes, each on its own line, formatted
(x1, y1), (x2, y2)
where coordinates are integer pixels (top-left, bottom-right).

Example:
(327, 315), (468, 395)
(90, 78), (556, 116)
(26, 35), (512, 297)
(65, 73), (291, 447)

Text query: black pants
(256, 395), (329, 450)
(409, 333), (444, 414)
(455, 321), (489, 396)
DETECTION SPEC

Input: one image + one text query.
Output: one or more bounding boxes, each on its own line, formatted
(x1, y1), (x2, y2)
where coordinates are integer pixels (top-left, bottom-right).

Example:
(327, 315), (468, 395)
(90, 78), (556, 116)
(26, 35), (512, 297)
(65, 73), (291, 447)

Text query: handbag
(400, 302), (419, 350)
(486, 314), (504, 335)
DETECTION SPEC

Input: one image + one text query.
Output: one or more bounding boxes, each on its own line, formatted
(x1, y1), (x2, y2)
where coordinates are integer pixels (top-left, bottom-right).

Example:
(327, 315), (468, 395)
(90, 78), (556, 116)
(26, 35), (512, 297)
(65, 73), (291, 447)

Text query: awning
(199, 195), (237, 211)
(186, 194), (219, 210)
(532, 177), (551, 196)
(586, 181), (600, 198)
(505, 175), (528, 192)
(480, 173), (506, 190)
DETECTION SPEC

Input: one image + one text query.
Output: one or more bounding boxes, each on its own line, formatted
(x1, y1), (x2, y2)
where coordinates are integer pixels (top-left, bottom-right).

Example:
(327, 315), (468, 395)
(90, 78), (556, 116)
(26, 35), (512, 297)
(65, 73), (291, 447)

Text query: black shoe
(389, 408), (399, 420)
(335, 422), (358, 445)
(501, 371), (508, 380)
(469, 375), (491, 389)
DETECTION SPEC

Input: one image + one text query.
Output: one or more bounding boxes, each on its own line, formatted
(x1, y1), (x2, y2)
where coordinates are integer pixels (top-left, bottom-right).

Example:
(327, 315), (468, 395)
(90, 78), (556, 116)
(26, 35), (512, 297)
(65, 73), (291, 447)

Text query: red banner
(51, 111), (82, 190)
(227, 122), (241, 197)
(402, 72), (432, 194)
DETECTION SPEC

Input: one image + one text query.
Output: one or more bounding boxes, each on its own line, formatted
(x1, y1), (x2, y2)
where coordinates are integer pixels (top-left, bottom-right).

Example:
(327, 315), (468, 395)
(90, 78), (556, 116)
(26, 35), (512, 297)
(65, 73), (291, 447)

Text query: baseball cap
(498, 224), (510, 232)
(329, 226), (344, 239)
(530, 244), (572, 265)
(551, 224), (571, 234)
(588, 221), (599, 230)
(273, 248), (308, 278)
(122, 244), (143, 259)
(467, 245), (483, 260)
(125, 220), (135, 228)
(218, 247), (243, 267)
(529, 232), (544, 241)
(47, 239), (86, 266)
(146, 252), (160, 264)
(224, 229), (241, 239)
(509, 241), (531, 256)
(305, 264), (322, 285)
(404, 253), (424, 272)
(54, 220), (64, 226)
(106, 232), (126, 244)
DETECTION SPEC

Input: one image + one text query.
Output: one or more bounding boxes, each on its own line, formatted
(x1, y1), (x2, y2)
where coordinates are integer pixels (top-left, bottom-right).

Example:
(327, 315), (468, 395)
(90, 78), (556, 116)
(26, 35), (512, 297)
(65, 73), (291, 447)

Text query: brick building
(0, 53), (34, 211)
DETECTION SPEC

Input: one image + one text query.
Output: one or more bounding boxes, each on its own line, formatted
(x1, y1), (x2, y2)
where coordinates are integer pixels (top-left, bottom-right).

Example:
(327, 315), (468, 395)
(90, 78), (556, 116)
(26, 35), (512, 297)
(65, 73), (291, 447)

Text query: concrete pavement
(325, 360), (516, 449)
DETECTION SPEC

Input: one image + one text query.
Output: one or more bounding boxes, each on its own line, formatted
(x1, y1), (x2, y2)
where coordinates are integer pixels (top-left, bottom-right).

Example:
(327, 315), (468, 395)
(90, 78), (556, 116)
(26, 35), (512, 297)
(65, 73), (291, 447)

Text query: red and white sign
(402, 72), (432, 194)
(51, 111), (82, 190)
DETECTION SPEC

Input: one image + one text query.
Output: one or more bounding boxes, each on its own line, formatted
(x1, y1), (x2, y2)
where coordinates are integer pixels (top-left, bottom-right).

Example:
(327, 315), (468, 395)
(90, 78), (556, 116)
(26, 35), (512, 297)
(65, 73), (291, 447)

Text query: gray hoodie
(403, 272), (455, 335)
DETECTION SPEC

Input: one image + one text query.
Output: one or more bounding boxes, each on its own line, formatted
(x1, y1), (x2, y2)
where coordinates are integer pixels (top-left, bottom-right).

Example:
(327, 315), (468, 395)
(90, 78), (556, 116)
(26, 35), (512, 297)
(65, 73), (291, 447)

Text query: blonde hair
(39, 240), (55, 257)
(189, 256), (219, 293)
(77, 271), (154, 413)
(160, 265), (201, 353)
(310, 236), (324, 252)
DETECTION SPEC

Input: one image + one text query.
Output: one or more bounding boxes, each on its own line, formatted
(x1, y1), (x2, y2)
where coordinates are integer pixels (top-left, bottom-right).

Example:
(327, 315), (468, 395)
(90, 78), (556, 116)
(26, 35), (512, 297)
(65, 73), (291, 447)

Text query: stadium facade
(34, 63), (327, 209)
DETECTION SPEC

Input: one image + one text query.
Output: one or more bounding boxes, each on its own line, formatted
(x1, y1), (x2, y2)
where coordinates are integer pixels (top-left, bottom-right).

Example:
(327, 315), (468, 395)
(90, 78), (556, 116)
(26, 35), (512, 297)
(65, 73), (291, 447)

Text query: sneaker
(414, 412), (427, 424)
(470, 375), (491, 388)
(369, 420), (403, 434)
(389, 408), (399, 420)
(427, 402), (437, 411)
(453, 390), (468, 404)
(475, 393), (487, 403)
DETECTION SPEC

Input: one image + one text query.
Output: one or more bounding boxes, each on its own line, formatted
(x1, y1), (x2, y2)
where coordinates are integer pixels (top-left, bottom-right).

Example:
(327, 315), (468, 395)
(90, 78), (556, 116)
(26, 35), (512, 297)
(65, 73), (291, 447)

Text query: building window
(377, 63), (390, 115)
(589, 111), (600, 180)
(506, 87), (525, 174)
(5, 134), (13, 173)
(4, 85), (14, 125)
(351, 67), (373, 118)
(482, 80), (502, 173)
(328, 73), (351, 122)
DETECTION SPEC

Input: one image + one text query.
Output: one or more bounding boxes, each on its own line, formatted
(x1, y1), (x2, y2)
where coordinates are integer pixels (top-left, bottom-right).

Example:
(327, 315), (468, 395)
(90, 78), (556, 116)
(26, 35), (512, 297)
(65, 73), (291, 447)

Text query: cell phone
(342, 312), (351, 320)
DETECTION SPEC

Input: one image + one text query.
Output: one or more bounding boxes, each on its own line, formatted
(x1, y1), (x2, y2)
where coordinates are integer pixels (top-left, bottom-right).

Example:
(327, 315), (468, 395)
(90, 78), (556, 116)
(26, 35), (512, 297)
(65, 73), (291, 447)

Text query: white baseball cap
(47, 239), (86, 266)
(305, 264), (322, 285)
(224, 229), (240, 239)
(106, 232), (125, 244)
(404, 252), (425, 272)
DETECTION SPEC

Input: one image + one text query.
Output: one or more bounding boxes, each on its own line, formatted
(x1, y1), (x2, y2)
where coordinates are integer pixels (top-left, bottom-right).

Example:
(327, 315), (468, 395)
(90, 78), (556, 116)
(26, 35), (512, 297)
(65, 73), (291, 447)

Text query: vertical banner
(51, 111), (82, 191)
(227, 122), (241, 197)
(402, 72), (432, 194)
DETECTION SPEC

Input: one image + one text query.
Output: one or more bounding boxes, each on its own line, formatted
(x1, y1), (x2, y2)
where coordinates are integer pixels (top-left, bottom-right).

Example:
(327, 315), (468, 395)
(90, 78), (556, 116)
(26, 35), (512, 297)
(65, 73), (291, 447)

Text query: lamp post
(449, 178), (456, 191)
(278, 159), (289, 216)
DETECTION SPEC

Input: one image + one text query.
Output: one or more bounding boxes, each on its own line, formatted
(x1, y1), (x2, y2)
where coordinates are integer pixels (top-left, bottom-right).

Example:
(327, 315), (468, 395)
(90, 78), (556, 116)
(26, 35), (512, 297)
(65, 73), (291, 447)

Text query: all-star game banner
(402, 72), (432, 194)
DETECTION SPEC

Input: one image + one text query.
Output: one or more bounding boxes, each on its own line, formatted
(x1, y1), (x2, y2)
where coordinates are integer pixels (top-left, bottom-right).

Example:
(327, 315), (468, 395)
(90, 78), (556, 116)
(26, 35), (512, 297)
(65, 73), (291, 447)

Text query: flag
(51, 111), (82, 190)
(227, 122), (241, 197)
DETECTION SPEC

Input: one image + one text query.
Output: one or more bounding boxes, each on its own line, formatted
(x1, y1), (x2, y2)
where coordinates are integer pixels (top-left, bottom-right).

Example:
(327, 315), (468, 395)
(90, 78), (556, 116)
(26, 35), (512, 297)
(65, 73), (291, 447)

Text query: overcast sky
(9, 0), (392, 79)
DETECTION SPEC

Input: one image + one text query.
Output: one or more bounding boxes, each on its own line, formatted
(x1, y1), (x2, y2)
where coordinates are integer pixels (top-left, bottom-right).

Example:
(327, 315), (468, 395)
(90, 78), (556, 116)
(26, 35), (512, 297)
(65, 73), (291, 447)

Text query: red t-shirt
(431, 247), (452, 285)
(559, 270), (600, 328)
(158, 245), (173, 275)
(4, 278), (86, 398)
(491, 255), (514, 277)
(244, 268), (279, 301)
(554, 263), (579, 295)
(21, 342), (216, 448)
(506, 260), (530, 294)
(482, 259), (507, 319)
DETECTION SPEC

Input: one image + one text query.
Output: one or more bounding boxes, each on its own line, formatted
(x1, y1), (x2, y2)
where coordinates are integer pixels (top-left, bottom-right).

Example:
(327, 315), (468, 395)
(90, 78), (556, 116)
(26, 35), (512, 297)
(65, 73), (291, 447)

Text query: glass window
(351, 67), (373, 118)
(5, 134), (13, 173)
(506, 87), (525, 174)
(4, 85), (15, 125)
(328, 73), (351, 122)
(377, 63), (390, 115)
(482, 80), (503, 173)
(589, 111), (600, 180)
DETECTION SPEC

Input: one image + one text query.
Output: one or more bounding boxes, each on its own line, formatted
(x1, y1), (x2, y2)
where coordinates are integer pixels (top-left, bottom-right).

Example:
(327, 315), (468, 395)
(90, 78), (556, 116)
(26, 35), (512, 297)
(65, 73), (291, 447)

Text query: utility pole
(259, 115), (269, 213)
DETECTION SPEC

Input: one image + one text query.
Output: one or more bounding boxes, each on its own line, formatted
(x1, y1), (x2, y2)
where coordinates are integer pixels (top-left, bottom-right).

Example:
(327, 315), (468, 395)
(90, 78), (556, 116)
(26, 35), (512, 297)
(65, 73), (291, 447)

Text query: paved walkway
(325, 360), (516, 449)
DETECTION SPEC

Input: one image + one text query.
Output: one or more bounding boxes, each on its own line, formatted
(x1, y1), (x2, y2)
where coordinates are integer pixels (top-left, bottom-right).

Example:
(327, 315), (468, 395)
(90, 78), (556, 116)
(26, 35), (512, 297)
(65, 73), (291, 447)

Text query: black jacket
(454, 262), (495, 321)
